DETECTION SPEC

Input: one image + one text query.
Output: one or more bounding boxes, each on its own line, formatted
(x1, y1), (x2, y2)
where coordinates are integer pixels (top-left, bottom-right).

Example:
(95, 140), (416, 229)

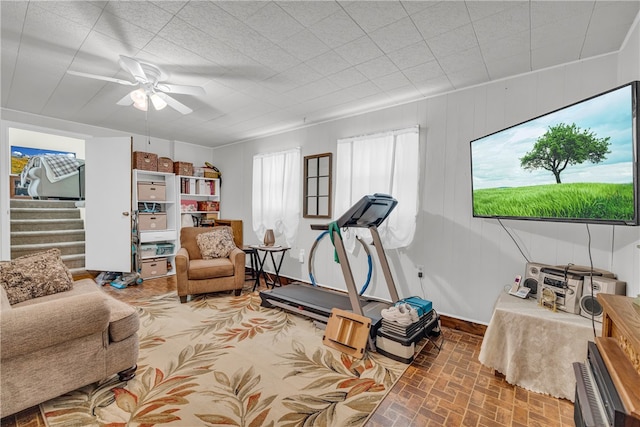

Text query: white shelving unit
(132, 169), (178, 278)
(177, 175), (221, 226)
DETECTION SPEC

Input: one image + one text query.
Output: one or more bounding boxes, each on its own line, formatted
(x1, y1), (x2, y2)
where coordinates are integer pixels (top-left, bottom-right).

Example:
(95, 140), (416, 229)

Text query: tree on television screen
(520, 123), (611, 184)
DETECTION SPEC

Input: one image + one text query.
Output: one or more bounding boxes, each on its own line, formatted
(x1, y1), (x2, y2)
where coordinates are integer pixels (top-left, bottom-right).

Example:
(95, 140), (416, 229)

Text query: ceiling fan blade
(157, 92), (193, 115)
(67, 70), (137, 86)
(118, 55), (148, 82)
(116, 93), (134, 106)
(156, 83), (205, 96)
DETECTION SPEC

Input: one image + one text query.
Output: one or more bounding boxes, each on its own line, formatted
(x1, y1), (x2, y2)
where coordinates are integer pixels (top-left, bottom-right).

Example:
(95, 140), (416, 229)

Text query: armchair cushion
(188, 257), (235, 280)
(0, 249), (73, 305)
(196, 227), (236, 259)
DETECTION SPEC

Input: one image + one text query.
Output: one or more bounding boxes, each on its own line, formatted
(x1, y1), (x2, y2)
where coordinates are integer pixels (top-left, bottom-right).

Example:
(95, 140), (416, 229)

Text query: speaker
(579, 276), (626, 322)
(523, 262), (549, 297)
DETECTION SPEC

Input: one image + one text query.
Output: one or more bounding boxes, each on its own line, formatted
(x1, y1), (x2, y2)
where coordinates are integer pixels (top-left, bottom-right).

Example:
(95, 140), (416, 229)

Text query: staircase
(10, 199), (86, 276)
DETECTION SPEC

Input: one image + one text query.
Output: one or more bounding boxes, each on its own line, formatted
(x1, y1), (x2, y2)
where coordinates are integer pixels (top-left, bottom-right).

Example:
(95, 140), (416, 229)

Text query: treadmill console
(336, 193), (397, 228)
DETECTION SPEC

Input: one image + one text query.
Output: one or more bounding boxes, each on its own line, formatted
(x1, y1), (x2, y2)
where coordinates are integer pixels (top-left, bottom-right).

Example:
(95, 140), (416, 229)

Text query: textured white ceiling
(2, 1), (639, 147)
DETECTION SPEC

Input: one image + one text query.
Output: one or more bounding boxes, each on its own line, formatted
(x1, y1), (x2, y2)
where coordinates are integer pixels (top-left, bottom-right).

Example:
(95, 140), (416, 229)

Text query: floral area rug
(41, 290), (410, 427)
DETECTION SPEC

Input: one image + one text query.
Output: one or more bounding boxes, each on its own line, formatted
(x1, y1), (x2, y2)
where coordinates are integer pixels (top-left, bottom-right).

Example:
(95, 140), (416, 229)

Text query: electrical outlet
(417, 265), (423, 278)
(298, 249), (305, 263)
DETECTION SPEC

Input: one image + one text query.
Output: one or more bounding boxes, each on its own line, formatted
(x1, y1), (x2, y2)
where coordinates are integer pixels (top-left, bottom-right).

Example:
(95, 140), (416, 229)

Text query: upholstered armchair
(175, 226), (246, 303)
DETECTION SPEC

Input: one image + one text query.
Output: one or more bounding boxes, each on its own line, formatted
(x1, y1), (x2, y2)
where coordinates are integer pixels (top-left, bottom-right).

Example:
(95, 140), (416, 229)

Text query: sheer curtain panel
(252, 148), (301, 247)
(335, 126), (419, 250)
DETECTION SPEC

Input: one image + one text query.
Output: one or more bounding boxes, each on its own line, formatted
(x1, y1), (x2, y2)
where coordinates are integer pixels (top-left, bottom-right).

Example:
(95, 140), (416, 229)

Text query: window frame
(303, 152), (332, 218)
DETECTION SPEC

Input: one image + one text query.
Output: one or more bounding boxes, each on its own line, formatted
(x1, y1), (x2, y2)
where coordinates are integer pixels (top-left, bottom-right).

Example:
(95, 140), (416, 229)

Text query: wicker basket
(132, 151), (158, 171)
(203, 167), (220, 178)
(174, 161), (194, 176)
(157, 157), (173, 173)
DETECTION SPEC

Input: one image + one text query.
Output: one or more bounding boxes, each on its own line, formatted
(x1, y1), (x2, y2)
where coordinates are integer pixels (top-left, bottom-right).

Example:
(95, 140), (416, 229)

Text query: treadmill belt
(265, 285), (355, 313)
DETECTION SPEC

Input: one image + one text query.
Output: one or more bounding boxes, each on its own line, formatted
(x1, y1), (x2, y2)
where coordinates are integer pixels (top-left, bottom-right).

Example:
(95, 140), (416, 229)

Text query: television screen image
(11, 146), (76, 175)
(470, 82), (639, 225)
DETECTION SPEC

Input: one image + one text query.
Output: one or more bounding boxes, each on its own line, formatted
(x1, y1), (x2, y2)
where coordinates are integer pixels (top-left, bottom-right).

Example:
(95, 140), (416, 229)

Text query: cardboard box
(137, 181), (166, 201)
(140, 258), (167, 278)
(132, 151), (158, 171)
(138, 213), (167, 231)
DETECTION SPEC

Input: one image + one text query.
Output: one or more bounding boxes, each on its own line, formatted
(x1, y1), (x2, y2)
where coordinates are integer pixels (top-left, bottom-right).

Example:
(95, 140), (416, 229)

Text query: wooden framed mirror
(303, 153), (332, 218)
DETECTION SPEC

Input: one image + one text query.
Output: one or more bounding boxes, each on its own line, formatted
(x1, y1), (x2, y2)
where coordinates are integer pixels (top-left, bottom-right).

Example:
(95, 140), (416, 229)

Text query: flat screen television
(470, 81), (639, 226)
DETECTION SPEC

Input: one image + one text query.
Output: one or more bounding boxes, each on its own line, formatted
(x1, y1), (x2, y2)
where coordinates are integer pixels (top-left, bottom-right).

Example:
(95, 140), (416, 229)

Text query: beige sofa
(0, 278), (139, 417)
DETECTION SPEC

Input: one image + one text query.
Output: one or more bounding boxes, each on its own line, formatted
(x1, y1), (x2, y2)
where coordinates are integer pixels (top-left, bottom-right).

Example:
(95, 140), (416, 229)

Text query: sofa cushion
(0, 249), (73, 305)
(196, 227), (236, 259)
(188, 258), (234, 280)
(103, 297), (139, 343)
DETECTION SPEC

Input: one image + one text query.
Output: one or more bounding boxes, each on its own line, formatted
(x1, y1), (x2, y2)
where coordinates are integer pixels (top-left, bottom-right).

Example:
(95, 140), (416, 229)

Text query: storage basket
(203, 167), (220, 178)
(139, 244), (157, 258)
(137, 181), (166, 201)
(157, 157), (173, 173)
(155, 242), (175, 255)
(197, 200), (219, 212)
(132, 151), (158, 171)
(138, 213), (167, 231)
(140, 258), (167, 278)
(174, 161), (194, 176)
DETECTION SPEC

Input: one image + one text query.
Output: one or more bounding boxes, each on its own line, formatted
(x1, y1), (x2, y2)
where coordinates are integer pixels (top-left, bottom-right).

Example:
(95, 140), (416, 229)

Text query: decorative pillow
(0, 248), (74, 305)
(196, 227), (236, 259)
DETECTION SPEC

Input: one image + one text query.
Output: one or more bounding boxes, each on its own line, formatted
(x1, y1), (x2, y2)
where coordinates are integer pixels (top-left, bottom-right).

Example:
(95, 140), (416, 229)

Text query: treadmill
(259, 193), (401, 335)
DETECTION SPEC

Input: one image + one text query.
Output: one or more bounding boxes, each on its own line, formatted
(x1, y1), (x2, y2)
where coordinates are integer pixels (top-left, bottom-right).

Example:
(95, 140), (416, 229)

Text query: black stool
(242, 246), (259, 281)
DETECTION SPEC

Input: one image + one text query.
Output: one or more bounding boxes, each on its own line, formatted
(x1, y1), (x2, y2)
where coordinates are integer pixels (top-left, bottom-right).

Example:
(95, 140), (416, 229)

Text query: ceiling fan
(67, 55), (205, 114)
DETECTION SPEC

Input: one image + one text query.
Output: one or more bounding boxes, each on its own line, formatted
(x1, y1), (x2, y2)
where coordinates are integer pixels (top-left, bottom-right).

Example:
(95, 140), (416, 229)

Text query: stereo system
(579, 277), (626, 322)
(523, 262), (626, 320)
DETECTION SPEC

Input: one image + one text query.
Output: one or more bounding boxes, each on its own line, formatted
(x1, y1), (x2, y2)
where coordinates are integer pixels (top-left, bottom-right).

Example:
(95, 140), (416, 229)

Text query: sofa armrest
(175, 247), (190, 293)
(0, 293), (110, 359)
(229, 247), (246, 287)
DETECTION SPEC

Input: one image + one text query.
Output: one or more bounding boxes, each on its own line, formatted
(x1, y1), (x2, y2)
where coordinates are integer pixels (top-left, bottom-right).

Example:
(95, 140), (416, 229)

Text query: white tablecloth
(478, 292), (599, 401)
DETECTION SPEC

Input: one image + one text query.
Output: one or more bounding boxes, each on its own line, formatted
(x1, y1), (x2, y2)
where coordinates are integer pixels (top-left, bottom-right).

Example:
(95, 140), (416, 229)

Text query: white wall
(214, 32), (640, 324)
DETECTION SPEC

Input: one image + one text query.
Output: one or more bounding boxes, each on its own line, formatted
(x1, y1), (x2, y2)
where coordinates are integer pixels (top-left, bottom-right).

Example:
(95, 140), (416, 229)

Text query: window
(252, 148), (301, 246)
(303, 153), (332, 218)
(336, 126), (419, 249)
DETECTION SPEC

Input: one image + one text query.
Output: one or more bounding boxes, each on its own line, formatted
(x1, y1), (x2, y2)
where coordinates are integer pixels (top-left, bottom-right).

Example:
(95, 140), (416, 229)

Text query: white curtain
(252, 148), (301, 247)
(335, 126), (419, 250)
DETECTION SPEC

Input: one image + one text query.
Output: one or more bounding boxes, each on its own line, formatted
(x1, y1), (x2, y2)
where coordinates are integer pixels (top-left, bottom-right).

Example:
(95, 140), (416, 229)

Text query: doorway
(5, 127), (86, 268)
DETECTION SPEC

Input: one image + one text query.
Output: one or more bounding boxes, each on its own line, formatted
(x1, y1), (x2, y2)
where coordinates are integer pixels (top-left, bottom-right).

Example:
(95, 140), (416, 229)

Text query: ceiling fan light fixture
(130, 88), (148, 111)
(150, 93), (167, 111)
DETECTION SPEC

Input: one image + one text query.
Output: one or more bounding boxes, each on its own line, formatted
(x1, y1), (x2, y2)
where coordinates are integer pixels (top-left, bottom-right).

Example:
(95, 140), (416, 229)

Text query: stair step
(62, 253), (86, 270)
(11, 229), (86, 245)
(10, 218), (85, 232)
(10, 207), (81, 220)
(9, 198), (86, 272)
(11, 241), (86, 258)
(10, 199), (80, 209)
